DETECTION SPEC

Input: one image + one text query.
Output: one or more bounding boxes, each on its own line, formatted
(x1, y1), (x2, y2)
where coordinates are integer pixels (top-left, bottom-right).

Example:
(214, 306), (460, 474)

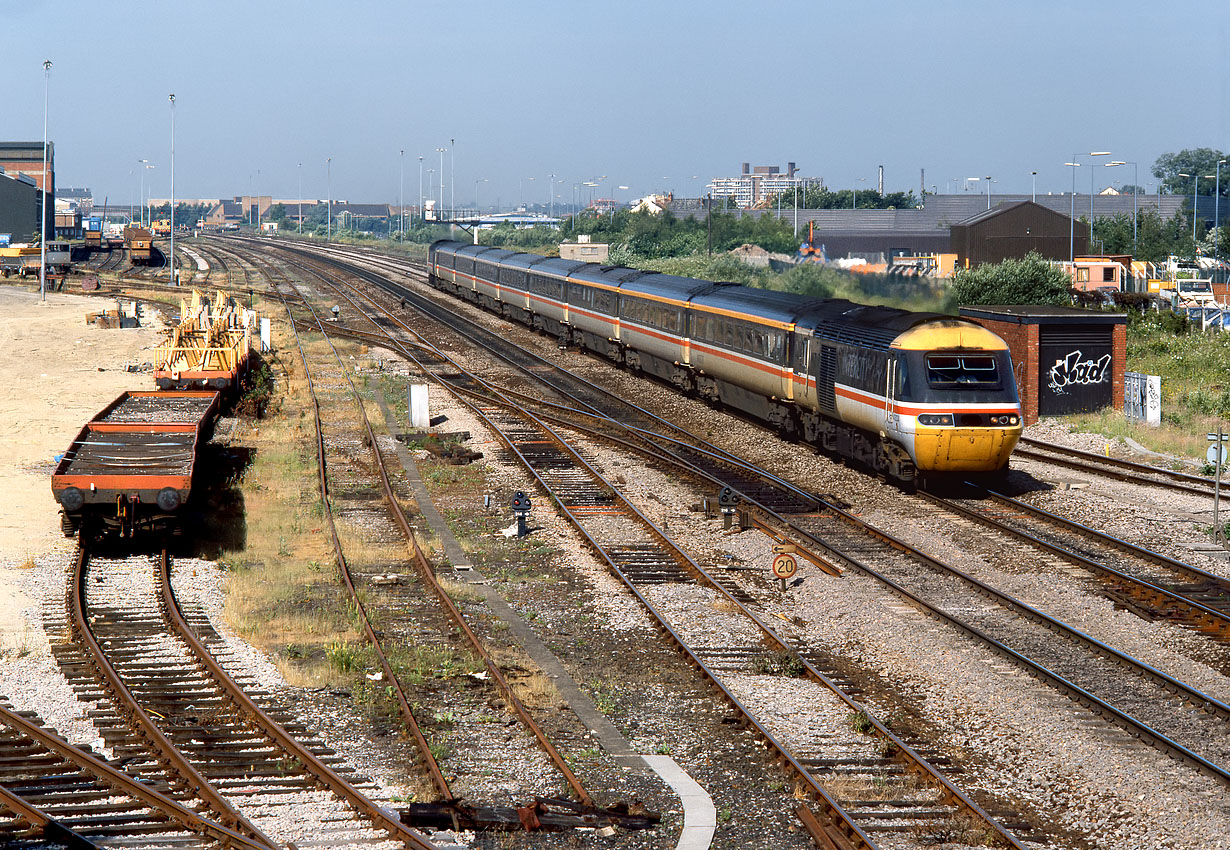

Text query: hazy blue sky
(7, 0), (1228, 209)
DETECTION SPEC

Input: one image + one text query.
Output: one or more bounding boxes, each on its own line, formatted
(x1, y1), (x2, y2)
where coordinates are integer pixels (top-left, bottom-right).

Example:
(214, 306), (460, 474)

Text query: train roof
(500, 251), (552, 271)
(471, 248), (520, 264)
(690, 284), (812, 325)
(453, 244), (503, 260)
(621, 272), (715, 302)
(530, 257), (588, 277)
(567, 263), (649, 287)
(796, 300), (955, 349)
(429, 239), (466, 257)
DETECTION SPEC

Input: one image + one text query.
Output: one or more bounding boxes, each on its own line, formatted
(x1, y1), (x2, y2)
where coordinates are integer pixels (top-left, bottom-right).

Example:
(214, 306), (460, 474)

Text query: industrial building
(0, 141), (54, 244)
(0, 169), (40, 243)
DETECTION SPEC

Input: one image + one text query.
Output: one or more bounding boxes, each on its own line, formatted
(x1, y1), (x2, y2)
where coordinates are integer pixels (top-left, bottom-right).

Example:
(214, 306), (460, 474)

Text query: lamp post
(1217, 160), (1227, 269)
(39, 59), (51, 302)
(426, 169), (434, 218)
(297, 162), (302, 233)
(474, 178), (487, 211)
(1066, 153), (1110, 261)
(548, 173), (556, 219)
(985, 175), (992, 210)
(1107, 161), (1138, 256)
(327, 156), (332, 240)
(852, 177), (866, 210)
(436, 147), (446, 218)
(1031, 171), (1037, 203)
(449, 137), (455, 219)
(1178, 172), (1216, 244)
(144, 164), (154, 228)
(399, 149), (404, 240)
(1088, 151), (1110, 253)
(417, 155), (423, 226)
(137, 159), (149, 227)
(169, 94), (176, 286)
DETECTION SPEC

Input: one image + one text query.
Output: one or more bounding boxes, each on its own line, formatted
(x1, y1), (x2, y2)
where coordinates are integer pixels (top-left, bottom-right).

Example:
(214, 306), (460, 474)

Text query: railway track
(266, 239), (1230, 805)
(241, 240), (1032, 849)
(54, 545), (444, 849)
(924, 485), (1230, 656)
(0, 697), (265, 849)
(1014, 435), (1218, 498)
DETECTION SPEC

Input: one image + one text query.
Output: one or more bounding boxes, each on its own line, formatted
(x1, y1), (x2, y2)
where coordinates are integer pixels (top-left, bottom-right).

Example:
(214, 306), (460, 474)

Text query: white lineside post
(409, 383), (429, 430)
(1217, 425), (1225, 547)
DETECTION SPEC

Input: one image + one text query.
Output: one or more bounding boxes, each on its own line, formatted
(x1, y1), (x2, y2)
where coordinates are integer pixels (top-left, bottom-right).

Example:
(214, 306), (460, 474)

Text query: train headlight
(157, 488), (181, 512)
(60, 487), (84, 511)
(989, 415), (1021, 426)
(918, 414), (954, 426)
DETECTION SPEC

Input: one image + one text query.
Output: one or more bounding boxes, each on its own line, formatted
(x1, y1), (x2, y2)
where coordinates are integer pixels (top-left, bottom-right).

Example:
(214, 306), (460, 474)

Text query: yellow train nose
(914, 426), (1022, 472)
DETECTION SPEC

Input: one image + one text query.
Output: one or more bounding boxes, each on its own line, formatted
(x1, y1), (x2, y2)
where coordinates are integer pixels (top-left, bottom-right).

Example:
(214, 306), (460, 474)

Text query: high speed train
(427, 240), (1021, 486)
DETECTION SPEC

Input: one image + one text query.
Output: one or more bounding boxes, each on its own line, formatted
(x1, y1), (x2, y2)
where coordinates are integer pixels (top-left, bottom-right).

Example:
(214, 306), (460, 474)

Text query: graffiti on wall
(1047, 349), (1112, 395)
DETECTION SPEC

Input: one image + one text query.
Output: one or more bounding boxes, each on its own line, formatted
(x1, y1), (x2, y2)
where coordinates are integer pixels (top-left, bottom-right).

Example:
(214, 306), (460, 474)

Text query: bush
(950, 251), (1073, 306)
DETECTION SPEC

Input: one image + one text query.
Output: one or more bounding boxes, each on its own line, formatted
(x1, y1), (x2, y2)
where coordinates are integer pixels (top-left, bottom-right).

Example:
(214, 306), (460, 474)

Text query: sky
(5, 0), (1228, 211)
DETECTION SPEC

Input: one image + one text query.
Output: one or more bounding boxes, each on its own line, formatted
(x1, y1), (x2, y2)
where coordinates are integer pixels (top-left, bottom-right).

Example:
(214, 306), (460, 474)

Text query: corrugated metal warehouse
(949, 201), (1089, 268)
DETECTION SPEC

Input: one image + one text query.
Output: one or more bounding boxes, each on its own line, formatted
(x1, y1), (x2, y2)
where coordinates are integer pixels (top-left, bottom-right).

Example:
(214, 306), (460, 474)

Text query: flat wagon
(52, 391), (220, 538)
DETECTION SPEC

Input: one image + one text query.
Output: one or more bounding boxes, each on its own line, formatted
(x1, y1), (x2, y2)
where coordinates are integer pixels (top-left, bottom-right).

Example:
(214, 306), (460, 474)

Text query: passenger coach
(428, 240), (1021, 485)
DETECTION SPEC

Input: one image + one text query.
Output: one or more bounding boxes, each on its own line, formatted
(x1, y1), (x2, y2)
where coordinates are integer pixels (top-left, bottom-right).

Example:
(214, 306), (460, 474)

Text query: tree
(950, 252), (1073, 306)
(1152, 148), (1228, 196)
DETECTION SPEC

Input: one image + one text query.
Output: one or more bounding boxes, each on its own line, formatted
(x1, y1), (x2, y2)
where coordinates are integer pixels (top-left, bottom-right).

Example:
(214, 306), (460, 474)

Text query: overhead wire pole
(40, 59), (51, 303)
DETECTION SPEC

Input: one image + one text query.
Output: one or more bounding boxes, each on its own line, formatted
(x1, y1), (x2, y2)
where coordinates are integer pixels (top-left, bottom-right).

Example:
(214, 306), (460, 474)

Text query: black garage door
(1038, 324), (1114, 415)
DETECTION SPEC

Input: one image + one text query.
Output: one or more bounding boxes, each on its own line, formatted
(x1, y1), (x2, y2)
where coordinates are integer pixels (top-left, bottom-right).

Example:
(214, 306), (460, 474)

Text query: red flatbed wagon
(52, 391), (220, 538)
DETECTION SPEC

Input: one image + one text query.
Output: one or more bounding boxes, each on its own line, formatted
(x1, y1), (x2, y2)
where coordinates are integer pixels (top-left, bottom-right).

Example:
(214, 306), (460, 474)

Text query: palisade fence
(1183, 306), (1230, 331)
(1124, 371), (1162, 425)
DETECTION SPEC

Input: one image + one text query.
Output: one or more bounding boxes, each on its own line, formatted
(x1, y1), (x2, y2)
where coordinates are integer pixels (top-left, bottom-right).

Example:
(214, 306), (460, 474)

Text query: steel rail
(155, 551), (440, 848)
(745, 499), (1230, 787)
(983, 486), (1230, 585)
(271, 257), (595, 808)
(1012, 445), (1214, 498)
(923, 488), (1230, 643)
(0, 702), (267, 850)
(232, 237), (1230, 789)
(1019, 436), (1217, 488)
(69, 547), (281, 849)
(0, 780), (100, 849)
(276, 283), (453, 803)
(269, 246), (1025, 850)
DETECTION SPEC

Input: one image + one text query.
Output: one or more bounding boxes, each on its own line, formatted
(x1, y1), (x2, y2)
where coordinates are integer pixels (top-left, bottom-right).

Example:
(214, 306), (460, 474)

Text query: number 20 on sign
(772, 553), (798, 591)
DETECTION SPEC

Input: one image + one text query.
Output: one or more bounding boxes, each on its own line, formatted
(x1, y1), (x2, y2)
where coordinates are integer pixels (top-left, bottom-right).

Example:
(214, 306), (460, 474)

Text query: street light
(449, 137), (455, 219)
(417, 155), (423, 226)
(1217, 160), (1227, 269)
(327, 156), (332, 239)
(1178, 173), (1217, 243)
(436, 147), (446, 218)
(985, 175), (992, 210)
(399, 149), (404, 240)
(474, 177), (487, 211)
(1066, 152), (1110, 261)
(853, 177), (866, 210)
(1106, 161), (1138, 256)
(137, 159), (149, 226)
(169, 93), (176, 286)
(297, 162), (302, 233)
(144, 164), (155, 227)
(548, 173), (556, 219)
(39, 59), (51, 303)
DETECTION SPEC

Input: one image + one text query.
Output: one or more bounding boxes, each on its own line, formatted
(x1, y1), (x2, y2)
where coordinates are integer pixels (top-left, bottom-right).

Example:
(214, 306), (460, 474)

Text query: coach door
(793, 336), (812, 403)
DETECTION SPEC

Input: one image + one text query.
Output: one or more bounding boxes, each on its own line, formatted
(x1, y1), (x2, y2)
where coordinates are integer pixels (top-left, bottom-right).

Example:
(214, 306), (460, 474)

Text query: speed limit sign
(771, 553), (798, 580)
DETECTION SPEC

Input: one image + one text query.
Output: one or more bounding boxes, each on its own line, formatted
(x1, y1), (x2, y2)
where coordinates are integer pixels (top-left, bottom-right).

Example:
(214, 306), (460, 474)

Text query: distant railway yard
(4, 236), (1230, 850)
